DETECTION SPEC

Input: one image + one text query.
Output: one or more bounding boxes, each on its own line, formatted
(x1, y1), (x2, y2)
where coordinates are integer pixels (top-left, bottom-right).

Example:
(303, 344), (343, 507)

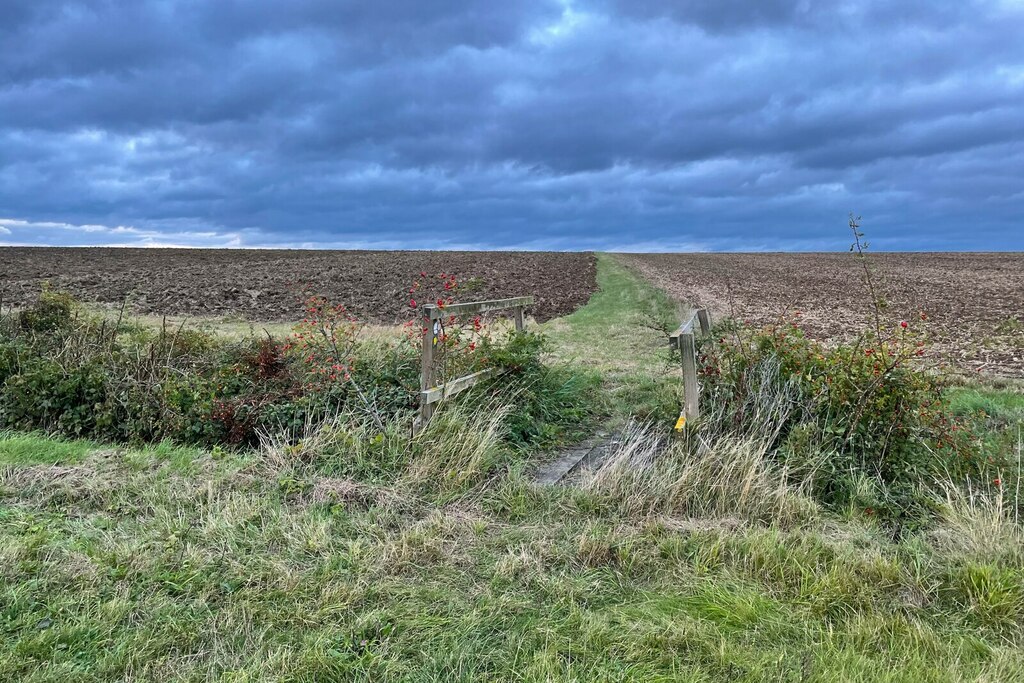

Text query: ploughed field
(0, 248), (597, 324)
(618, 252), (1024, 377)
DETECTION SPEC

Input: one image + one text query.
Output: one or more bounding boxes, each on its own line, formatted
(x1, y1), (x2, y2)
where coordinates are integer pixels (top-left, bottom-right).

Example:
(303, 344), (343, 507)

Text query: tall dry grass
(585, 357), (821, 524)
(405, 402), (510, 490)
(255, 400), (511, 495)
(585, 421), (818, 524)
(931, 453), (1023, 565)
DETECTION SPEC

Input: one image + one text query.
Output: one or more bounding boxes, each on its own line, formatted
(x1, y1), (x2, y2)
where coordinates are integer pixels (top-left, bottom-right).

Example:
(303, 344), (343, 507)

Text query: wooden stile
(416, 296), (534, 430)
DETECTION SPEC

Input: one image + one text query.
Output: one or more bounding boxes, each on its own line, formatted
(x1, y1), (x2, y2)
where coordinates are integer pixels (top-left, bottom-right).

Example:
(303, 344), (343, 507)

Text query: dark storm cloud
(1, 0), (1022, 250)
(601, 0), (1005, 32)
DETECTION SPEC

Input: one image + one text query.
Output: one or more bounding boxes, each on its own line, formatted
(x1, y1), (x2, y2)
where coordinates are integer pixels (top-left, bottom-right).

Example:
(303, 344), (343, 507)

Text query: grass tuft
(586, 421), (818, 525)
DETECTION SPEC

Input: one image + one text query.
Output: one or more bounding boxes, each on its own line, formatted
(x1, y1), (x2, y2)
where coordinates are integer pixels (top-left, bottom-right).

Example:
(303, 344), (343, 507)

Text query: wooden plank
(420, 368), (499, 405)
(422, 296), (534, 320)
(532, 433), (610, 485)
(697, 309), (711, 337)
(680, 331), (699, 420)
(533, 445), (596, 486)
(513, 306), (525, 332)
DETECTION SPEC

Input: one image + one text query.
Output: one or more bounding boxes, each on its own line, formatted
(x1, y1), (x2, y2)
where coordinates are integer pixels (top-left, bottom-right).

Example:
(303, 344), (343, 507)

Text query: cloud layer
(2, 0), (1022, 250)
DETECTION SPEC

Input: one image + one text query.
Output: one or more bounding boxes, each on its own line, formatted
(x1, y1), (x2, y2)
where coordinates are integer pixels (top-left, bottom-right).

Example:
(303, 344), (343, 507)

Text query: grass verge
(2, 424), (1023, 681)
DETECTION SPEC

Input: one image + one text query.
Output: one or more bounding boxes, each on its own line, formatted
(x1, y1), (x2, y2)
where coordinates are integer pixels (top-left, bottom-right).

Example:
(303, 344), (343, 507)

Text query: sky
(1, 1), (1022, 251)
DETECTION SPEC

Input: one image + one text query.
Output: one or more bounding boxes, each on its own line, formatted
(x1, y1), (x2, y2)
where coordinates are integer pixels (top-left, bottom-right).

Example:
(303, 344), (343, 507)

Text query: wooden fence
(668, 308), (712, 424)
(418, 296), (534, 425)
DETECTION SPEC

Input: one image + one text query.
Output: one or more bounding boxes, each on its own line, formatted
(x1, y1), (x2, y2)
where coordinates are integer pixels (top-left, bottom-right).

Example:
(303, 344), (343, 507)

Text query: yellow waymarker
(674, 414), (687, 431)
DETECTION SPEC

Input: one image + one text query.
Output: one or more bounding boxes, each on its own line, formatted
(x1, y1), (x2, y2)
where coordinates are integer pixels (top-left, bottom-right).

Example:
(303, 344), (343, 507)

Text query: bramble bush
(16, 289), (77, 333)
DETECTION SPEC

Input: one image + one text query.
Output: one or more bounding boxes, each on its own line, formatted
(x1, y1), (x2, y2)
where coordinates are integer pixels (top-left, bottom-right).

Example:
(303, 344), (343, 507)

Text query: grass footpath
(1, 256), (1023, 681)
(543, 253), (679, 376)
(542, 254), (686, 426)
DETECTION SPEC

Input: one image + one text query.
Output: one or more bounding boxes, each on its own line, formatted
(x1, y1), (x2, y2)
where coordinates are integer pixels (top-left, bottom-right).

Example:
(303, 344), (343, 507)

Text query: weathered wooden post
(669, 308), (711, 426)
(513, 305), (526, 332)
(697, 309), (711, 337)
(680, 330), (698, 421)
(420, 306), (438, 424)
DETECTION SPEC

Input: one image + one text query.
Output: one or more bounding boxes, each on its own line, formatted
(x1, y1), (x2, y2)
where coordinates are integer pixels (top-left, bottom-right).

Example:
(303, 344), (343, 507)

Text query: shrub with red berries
(698, 312), (994, 518)
(401, 272), (505, 385)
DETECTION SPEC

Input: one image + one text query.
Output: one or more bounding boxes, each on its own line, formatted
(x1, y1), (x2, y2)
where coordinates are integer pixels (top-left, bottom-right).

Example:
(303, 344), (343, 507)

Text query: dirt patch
(618, 252), (1024, 377)
(0, 248), (597, 324)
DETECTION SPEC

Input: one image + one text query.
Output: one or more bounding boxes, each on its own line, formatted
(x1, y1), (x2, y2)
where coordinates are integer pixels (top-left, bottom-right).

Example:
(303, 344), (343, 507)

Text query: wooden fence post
(513, 306), (525, 332)
(680, 330), (699, 421)
(420, 309), (436, 424)
(696, 309), (711, 337)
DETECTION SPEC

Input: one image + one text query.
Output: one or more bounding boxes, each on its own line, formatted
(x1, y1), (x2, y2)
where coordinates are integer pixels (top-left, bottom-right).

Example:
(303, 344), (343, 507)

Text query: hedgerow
(0, 284), (597, 455)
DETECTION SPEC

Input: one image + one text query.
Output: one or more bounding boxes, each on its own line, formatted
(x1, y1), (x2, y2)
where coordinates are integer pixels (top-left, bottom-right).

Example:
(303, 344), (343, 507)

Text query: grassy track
(1, 256), (1023, 681)
(542, 254), (688, 425)
(543, 253), (679, 375)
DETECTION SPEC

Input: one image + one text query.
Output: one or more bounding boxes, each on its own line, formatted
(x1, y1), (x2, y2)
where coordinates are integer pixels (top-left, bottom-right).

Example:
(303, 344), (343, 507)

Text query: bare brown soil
(0, 248), (597, 324)
(618, 253), (1024, 377)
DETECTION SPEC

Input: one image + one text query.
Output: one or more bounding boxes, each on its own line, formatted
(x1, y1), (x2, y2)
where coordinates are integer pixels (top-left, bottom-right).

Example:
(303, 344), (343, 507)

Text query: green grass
(0, 431), (95, 466)
(2, 431), (1022, 681)
(77, 303), (299, 340)
(946, 384), (1024, 422)
(945, 382), (1024, 469)
(543, 254), (680, 375)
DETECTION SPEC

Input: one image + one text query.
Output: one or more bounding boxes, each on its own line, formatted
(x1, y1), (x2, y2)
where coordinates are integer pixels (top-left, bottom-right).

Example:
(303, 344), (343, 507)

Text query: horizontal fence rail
(417, 295), (534, 428)
(420, 368), (497, 406)
(421, 296), (533, 321)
